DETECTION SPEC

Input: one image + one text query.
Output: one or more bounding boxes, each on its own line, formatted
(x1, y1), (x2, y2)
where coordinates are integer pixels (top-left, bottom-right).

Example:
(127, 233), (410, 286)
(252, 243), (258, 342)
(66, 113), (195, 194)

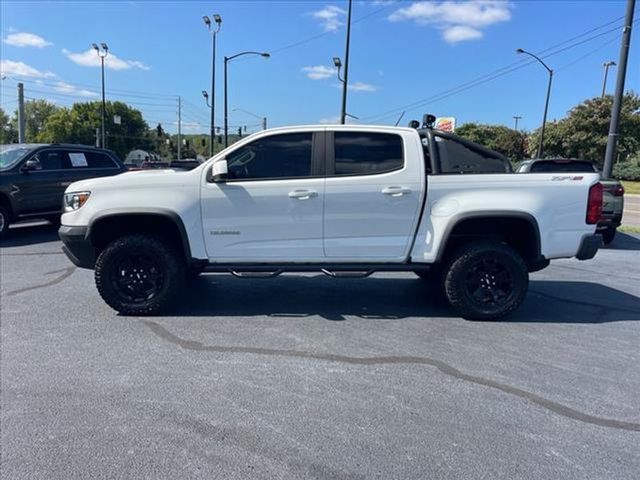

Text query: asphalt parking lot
(1, 222), (639, 480)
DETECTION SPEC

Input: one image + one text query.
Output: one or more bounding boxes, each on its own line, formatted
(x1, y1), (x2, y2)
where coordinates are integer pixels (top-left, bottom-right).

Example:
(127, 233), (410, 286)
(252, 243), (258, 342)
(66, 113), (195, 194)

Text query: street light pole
(603, 0), (635, 179)
(223, 51), (270, 147)
(93, 43), (109, 148)
(517, 48), (553, 158)
(601, 61), (616, 98)
(203, 14), (222, 157)
(340, 0), (353, 125)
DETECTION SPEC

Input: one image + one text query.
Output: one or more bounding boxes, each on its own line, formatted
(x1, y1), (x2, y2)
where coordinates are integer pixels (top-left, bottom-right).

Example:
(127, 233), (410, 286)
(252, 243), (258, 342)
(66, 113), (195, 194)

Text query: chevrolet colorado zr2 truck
(58, 124), (603, 320)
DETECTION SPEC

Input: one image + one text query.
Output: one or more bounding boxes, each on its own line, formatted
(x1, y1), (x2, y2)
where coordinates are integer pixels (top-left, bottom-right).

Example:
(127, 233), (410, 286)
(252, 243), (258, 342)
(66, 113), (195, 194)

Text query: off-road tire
(444, 241), (528, 321)
(0, 206), (9, 238)
(602, 227), (616, 245)
(95, 234), (186, 315)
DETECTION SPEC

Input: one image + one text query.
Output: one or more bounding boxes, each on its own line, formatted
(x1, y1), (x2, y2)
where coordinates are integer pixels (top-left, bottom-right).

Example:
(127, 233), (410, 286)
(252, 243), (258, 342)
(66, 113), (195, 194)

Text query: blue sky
(1, 0), (638, 135)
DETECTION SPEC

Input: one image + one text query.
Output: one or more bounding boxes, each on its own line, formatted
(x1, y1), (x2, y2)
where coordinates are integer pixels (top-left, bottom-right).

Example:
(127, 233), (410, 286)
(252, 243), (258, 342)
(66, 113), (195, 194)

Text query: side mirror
(21, 158), (42, 172)
(211, 159), (228, 182)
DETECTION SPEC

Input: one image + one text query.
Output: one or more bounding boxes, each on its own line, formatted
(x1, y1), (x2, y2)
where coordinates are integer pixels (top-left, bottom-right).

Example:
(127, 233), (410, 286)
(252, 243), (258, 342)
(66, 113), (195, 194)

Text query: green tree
(455, 123), (527, 162)
(528, 92), (640, 165)
(39, 101), (152, 160)
(8, 99), (60, 142)
(0, 107), (18, 144)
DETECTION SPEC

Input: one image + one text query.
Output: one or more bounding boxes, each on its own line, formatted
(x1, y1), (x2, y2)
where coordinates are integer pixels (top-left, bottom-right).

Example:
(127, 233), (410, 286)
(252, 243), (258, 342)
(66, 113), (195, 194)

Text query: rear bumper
(59, 225), (96, 269)
(576, 234), (602, 261)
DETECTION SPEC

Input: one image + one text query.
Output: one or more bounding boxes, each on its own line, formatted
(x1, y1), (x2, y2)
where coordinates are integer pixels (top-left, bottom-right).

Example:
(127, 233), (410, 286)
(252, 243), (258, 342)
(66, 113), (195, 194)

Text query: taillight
(586, 182), (603, 224)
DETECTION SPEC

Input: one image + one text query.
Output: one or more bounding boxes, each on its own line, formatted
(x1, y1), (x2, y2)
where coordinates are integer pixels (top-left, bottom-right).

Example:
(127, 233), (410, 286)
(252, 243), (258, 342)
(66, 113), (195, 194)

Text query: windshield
(0, 145), (35, 170)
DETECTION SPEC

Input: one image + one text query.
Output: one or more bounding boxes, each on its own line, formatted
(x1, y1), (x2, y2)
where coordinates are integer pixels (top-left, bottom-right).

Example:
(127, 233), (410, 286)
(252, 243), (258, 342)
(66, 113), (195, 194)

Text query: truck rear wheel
(444, 241), (528, 320)
(95, 234), (186, 315)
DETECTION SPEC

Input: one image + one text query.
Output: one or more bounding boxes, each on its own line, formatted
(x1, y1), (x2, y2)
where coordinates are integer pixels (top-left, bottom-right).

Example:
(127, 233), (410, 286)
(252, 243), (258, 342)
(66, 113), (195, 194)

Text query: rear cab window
(331, 132), (404, 176)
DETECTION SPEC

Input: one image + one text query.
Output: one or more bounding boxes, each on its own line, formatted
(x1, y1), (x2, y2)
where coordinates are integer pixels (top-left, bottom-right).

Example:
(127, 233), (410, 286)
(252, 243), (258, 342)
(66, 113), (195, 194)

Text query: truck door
(201, 131), (326, 261)
(323, 130), (423, 260)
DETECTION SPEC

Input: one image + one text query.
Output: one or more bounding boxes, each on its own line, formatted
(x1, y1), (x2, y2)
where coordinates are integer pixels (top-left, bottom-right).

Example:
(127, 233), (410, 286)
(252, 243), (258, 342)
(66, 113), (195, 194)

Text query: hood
(65, 168), (196, 193)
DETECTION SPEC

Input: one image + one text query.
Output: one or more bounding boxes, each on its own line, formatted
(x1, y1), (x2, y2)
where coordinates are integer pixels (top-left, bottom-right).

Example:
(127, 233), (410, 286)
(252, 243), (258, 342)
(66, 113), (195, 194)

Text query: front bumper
(59, 225), (96, 269)
(576, 234), (602, 261)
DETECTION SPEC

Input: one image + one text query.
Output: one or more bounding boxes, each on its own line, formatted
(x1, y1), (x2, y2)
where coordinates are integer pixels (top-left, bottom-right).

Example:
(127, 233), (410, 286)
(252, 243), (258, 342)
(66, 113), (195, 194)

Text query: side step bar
(202, 263), (433, 278)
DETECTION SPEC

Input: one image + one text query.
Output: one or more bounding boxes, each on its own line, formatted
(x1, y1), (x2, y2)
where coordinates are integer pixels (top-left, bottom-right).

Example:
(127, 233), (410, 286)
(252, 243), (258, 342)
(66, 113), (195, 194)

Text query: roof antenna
(394, 111), (405, 127)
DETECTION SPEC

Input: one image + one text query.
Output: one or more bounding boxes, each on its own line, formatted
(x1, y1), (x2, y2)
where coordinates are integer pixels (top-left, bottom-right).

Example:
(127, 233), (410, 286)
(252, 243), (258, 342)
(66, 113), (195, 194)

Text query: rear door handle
(381, 186), (411, 197)
(288, 189), (318, 200)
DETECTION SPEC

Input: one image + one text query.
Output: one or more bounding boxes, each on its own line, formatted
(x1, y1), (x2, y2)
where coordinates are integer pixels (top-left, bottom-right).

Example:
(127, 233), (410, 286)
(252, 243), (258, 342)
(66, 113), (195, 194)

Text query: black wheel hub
(464, 257), (514, 307)
(111, 253), (164, 304)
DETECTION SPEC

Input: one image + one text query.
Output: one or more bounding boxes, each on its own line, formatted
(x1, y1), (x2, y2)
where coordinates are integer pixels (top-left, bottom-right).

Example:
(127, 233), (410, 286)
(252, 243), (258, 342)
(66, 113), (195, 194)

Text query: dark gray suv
(0, 144), (126, 237)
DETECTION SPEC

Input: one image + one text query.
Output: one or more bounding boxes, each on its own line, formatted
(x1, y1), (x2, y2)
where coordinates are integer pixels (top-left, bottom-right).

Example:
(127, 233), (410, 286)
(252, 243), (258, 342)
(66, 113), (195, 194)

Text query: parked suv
(0, 144), (126, 237)
(516, 158), (624, 244)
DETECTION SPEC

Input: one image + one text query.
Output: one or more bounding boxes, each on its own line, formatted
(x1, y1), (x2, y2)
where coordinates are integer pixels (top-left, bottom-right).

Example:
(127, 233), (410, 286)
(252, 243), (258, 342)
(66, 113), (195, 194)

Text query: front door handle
(288, 189), (318, 200)
(381, 186), (411, 197)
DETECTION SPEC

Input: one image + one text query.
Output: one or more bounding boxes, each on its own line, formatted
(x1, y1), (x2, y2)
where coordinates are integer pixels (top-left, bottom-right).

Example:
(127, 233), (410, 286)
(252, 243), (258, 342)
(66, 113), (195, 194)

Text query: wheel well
(89, 214), (189, 259)
(0, 193), (13, 218)
(439, 216), (542, 270)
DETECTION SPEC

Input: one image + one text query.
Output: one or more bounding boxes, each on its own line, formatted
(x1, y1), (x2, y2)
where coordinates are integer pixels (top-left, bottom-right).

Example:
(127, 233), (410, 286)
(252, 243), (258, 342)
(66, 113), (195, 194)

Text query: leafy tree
(8, 99), (60, 143)
(38, 101), (152, 160)
(527, 92), (640, 166)
(0, 107), (18, 144)
(455, 123), (527, 162)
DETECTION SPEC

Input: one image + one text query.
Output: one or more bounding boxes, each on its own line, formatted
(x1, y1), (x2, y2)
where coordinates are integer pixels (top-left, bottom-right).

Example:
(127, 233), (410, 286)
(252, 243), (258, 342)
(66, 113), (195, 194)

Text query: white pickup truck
(59, 123), (603, 320)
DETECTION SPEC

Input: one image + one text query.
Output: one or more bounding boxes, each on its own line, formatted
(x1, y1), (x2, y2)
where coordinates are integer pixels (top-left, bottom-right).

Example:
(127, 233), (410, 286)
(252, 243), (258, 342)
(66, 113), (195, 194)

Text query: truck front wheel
(444, 241), (528, 320)
(95, 234), (186, 315)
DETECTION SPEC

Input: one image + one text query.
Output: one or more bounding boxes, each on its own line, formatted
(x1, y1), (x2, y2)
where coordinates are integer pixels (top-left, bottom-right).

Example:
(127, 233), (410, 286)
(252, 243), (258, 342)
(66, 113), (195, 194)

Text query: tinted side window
(334, 132), (403, 175)
(85, 151), (118, 168)
(226, 133), (312, 180)
(436, 138), (510, 174)
(34, 150), (65, 170)
(529, 161), (596, 173)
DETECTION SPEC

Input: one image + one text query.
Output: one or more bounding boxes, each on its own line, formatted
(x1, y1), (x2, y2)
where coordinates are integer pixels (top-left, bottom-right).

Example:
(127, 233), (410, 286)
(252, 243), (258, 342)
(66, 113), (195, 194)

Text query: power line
(363, 17), (631, 123)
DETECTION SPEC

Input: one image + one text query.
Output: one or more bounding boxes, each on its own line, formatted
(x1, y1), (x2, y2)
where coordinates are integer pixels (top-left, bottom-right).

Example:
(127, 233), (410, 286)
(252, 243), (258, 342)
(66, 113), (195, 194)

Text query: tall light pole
(233, 107), (267, 130)
(513, 115), (522, 131)
(92, 43), (108, 148)
(517, 48), (553, 158)
(601, 61), (616, 98)
(224, 51), (270, 147)
(340, 0), (353, 125)
(203, 14), (222, 157)
(603, 0), (635, 179)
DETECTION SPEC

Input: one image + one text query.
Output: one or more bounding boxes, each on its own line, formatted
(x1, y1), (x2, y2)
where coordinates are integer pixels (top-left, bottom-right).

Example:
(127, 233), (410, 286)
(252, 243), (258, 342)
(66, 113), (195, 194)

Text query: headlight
(63, 191), (91, 212)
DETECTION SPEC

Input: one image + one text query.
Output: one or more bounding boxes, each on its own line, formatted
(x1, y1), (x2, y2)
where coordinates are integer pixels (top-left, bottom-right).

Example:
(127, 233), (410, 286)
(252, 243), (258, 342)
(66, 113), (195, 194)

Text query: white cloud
(389, 0), (511, 43)
(311, 5), (346, 32)
(3, 32), (52, 48)
(62, 48), (150, 71)
(302, 65), (335, 80)
(332, 81), (378, 92)
(0, 59), (55, 78)
(443, 25), (483, 42)
(54, 81), (98, 98)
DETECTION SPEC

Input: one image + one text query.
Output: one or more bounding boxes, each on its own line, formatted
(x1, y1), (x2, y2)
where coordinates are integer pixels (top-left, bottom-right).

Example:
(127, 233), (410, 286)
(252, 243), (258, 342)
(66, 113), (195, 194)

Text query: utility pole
(262, 117), (267, 130)
(601, 61), (616, 97)
(177, 96), (182, 160)
(17, 83), (25, 143)
(603, 0), (635, 179)
(513, 115), (522, 131)
(203, 14), (222, 157)
(340, 0), (353, 125)
(95, 128), (100, 147)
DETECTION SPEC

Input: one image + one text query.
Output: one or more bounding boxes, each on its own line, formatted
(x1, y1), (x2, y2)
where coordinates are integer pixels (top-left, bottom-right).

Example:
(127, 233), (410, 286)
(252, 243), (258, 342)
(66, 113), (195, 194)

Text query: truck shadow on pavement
(166, 275), (640, 323)
(602, 232), (640, 251)
(0, 222), (59, 248)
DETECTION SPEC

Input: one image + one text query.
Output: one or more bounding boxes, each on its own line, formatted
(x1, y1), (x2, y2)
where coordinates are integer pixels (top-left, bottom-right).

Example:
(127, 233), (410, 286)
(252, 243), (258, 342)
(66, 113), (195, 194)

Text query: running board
(202, 263), (433, 276)
(321, 269), (373, 278)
